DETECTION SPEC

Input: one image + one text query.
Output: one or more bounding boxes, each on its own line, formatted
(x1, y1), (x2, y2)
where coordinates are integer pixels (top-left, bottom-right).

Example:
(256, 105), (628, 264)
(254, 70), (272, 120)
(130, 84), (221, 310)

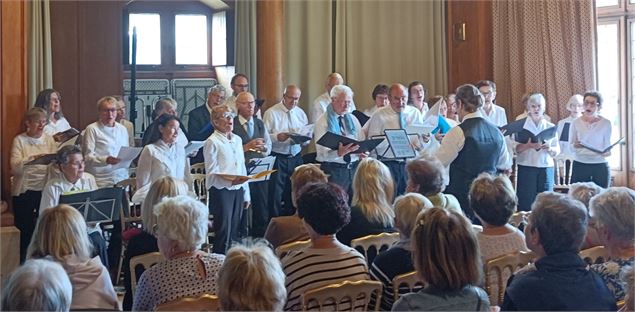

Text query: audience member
(500, 192), (616, 311)
(114, 95), (135, 147)
(1, 259), (73, 312)
(370, 193), (432, 311)
(407, 81), (429, 115)
(589, 187), (635, 302)
(406, 155), (464, 216)
(556, 94), (584, 159)
(34, 88), (72, 136)
(338, 158), (396, 246)
(353, 83), (388, 126)
(392, 207), (490, 311)
(568, 182), (604, 249)
(133, 195), (225, 310)
(282, 183), (368, 311)
(218, 240), (287, 311)
(188, 84), (226, 164)
(27, 204), (118, 310)
(620, 265), (634, 312)
(310, 72), (357, 123)
(475, 80), (507, 127)
(264, 164), (328, 248)
(11, 107), (58, 261)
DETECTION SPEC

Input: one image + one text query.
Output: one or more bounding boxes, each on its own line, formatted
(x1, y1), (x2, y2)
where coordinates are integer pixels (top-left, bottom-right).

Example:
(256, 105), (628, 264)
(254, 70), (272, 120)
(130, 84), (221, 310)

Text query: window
(128, 13), (161, 65)
(175, 14), (208, 65)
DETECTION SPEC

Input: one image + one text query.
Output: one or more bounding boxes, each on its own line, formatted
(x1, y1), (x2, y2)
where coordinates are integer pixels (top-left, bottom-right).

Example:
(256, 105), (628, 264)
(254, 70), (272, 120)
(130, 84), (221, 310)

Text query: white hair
(330, 84), (354, 99)
(153, 195), (209, 250)
(208, 84), (227, 96)
(566, 94), (583, 111)
(589, 187), (635, 242)
(1, 259), (72, 311)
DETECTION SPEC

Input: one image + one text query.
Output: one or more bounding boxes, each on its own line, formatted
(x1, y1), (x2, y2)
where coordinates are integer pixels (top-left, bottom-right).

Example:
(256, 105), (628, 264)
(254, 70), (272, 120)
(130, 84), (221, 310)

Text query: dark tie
(338, 116), (347, 136)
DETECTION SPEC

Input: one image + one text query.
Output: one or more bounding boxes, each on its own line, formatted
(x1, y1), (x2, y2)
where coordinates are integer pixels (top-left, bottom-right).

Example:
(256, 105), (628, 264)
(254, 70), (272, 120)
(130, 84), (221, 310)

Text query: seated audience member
(141, 97), (189, 147)
(11, 107), (58, 261)
(370, 193), (433, 311)
(393, 208), (490, 311)
(133, 195), (225, 311)
(133, 114), (191, 203)
(353, 83), (389, 127)
(470, 173), (527, 262)
(188, 84), (227, 164)
(1, 259), (73, 312)
(281, 183), (369, 311)
(589, 187), (635, 302)
(34, 88), (72, 136)
(500, 192), (617, 311)
(621, 265), (634, 312)
(406, 155), (463, 216)
(568, 182), (604, 249)
(338, 158), (396, 246)
(218, 241), (287, 311)
(114, 95), (135, 147)
(27, 205), (118, 310)
(264, 164), (328, 248)
(122, 177), (190, 311)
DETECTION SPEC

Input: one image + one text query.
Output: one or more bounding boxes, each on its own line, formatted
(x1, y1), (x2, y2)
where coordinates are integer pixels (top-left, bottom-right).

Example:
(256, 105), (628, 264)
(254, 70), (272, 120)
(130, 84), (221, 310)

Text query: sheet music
(111, 146), (142, 170)
(246, 156), (277, 182)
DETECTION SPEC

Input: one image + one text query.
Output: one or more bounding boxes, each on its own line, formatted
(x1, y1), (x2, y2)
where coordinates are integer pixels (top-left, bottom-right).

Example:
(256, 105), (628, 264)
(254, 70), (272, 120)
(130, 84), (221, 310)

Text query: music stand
(247, 156), (277, 182)
(371, 129), (418, 160)
(59, 187), (123, 223)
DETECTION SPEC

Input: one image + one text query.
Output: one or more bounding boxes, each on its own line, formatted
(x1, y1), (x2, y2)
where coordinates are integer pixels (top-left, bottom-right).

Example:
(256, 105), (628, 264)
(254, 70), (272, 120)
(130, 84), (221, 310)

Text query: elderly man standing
(366, 83), (423, 197)
(224, 74), (250, 114)
(263, 85), (309, 217)
(314, 85), (364, 195)
(188, 84), (226, 164)
(232, 91), (272, 237)
(83, 96), (130, 188)
(310, 73), (357, 123)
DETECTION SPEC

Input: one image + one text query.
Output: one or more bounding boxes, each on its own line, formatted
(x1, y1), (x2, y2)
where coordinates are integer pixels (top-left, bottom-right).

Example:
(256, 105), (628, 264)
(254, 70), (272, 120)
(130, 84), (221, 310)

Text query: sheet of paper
(111, 146), (142, 170)
(185, 141), (205, 155)
(247, 156), (277, 182)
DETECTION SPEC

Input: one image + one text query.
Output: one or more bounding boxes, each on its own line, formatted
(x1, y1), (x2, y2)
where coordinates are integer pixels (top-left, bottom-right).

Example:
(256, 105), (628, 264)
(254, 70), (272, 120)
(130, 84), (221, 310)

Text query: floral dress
(591, 257), (635, 301)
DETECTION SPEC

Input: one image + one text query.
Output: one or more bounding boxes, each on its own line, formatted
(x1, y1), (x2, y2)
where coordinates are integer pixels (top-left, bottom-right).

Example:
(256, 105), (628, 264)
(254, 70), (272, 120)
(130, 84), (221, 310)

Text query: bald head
(236, 91), (256, 119)
(389, 84), (408, 113)
(283, 85), (302, 110)
(326, 73), (344, 93)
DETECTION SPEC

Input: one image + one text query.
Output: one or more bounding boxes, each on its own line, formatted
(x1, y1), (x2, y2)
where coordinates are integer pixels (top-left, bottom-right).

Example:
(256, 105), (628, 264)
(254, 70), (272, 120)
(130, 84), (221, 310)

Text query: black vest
(232, 116), (267, 161)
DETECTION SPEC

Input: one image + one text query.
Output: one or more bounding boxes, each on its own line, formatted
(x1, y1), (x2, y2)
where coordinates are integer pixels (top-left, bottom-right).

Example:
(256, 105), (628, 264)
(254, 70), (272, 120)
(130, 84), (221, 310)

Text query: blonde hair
(352, 158), (395, 227)
(218, 240), (287, 311)
(142, 177), (190, 235)
(393, 193), (433, 238)
(412, 207), (482, 290)
(290, 164), (328, 207)
(24, 107), (47, 123)
(96, 96), (117, 111)
(27, 205), (92, 261)
(568, 182), (603, 209)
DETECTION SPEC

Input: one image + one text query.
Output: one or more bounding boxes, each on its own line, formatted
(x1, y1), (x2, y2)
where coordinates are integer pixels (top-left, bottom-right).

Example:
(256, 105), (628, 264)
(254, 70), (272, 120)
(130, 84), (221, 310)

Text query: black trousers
(13, 190), (42, 263)
(269, 152), (303, 217)
(381, 160), (407, 199)
(239, 180), (269, 238)
(319, 161), (359, 200)
(209, 187), (244, 254)
(571, 161), (610, 188)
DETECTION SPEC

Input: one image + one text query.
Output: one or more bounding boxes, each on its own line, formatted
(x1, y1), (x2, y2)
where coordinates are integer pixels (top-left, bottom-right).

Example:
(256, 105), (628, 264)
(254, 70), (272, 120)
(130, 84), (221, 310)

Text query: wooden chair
(301, 280), (383, 311)
(351, 232), (399, 264)
(553, 156), (574, 193)
(191, 162), (206, 174)
(508, 211), (531, 230)
(579, 245), (610, 265)
(155, 294), (219, 311)
(392, 271), (425, 303)
(275, 239), (311, 258)
(191, 173), (209, 206)
(484, 250), (537, 306)
(130, 252), (163, 296)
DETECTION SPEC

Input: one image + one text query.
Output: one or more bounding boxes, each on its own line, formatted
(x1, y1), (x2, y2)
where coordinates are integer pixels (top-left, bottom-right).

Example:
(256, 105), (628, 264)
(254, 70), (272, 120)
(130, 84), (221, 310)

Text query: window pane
(596, 0), (619, 7)
(175, 14), (208, 65)
(129, 13), (161, 65)
(596, 22), (622, 169)
(212, 11), (227, 66)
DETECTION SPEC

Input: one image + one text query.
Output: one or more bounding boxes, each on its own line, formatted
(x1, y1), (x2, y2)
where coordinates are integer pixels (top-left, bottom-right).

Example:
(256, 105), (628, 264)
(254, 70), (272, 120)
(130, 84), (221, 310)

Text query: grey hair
(393, 193), (433, 238)
(568, 182), (603, 209)
(208, 84), (227, 96)
(530, 192), (588, 255)
(153, 195), (209, 250)
(566, 94), (583, 111)
(56, 145), (82, 165)
(526, 93), (546, 108)
(330, 84), (354, 99)
(589, 187), (635, 242)
(1, 259), (72, 311)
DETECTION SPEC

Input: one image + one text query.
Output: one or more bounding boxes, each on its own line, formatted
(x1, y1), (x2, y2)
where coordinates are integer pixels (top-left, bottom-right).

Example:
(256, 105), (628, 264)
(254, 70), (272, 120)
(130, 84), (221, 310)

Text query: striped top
(281, 244), (369, 311)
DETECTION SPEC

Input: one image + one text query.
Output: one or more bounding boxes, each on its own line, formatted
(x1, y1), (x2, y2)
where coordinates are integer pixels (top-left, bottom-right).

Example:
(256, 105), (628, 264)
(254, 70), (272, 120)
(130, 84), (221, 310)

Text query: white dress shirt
(204, 131), (250, 202)
(83, 121), (130, 187)
(365, 105), (423, 159)
(263, 102), (309, 156)
(43, 117), (71, 136)
(133, 139), (192, 203)
(314, 113), (365, 164)
(310, 92), (357, 124)
(39, 172), (98, 212)
(510, 118), (559, 168)
(238, 115), (272, 156)
(569, 116), (612, 164)
(119, 119), (135, 147)
(10, 133), (58, 196)
(480, 103), (508, 127)
(556, 116), (575, 159)
(408, 102), (429, 116)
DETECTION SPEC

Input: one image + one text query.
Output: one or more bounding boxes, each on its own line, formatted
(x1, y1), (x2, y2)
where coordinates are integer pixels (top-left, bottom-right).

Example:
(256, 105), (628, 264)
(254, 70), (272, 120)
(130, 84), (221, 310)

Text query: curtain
(492, 0), (595, 122)
(235, 0), (257, 94)
(28, 0), (53, 106)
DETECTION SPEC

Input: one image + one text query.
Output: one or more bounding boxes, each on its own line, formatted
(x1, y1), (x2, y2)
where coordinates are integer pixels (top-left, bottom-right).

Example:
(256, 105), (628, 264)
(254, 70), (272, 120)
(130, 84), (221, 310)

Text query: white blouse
(10, 133), (58, 196)
(43, 117), (71, 136)
(556, 116), (575, 159)
(480, 103), (508, 127)
(510, 118), (560, 168)
(203, 131), (250, 202)
(39, 172), (98, 212)
(569, 116), (612, 164)
(83, 121), (130, 187)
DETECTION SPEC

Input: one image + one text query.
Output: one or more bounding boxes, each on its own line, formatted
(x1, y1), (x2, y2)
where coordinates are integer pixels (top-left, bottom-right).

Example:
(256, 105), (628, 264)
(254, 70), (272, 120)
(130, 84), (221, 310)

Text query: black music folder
(317, 131), (384, 153)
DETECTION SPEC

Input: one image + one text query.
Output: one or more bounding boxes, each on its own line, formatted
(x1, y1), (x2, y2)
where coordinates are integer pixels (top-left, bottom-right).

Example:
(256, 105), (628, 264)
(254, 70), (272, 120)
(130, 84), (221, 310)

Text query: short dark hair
(297, 183), (350, 235)
(475, 80), (496, 91)
(371, 84), (389, 101)
(407, 81), (427, 103)
(406, 155), (446, 195)
(231, 73), (249, 86)
(530, 192), (588, 255)
(56, 145), (82, 165)
(470, 173), (517, 226)
(583, 91), (603, 108)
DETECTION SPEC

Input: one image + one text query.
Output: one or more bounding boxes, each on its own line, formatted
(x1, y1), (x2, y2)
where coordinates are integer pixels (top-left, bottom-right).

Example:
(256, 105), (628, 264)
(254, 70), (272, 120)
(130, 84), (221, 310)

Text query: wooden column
(1, 1), (28, 206)
(256, 0), (284, 112)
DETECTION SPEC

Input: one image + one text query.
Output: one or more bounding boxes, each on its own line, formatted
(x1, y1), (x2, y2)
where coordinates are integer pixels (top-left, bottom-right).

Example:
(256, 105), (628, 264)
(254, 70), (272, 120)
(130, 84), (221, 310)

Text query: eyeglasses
(65, 160), (85, 167)
(233, 84), (249, 89)
(216, 111), (235, 120)
(100, 108), (117, 113)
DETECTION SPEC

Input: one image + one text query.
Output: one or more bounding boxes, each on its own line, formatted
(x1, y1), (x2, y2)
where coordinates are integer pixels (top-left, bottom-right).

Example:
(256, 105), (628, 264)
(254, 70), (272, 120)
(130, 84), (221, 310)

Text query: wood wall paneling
(256, 0), (284, 112)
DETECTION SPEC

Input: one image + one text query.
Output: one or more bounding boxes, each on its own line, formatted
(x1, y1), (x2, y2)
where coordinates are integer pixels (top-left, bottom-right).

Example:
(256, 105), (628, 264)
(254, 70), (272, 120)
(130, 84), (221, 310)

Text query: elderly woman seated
(369, 193), (432, 310)
(406, 154), (464, 216)
(132, 195), (225, 311)
(27, 205), (118, 310)
(1, 259), (73, 311)
(589, 187), (635, 302)
(218, 241), (287, 311)
(568, 182), (604, 249)
(281, 183), (369, 311)
(501, 192), (616, 311)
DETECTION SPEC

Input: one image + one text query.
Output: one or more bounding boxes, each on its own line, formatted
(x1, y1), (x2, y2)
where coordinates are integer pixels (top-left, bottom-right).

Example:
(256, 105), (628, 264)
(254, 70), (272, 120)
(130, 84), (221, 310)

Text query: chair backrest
(116, 178), (142, 230)
(553, 156), (574, 192)
(508, 211), (531, 230)
(130, 252), (163, 296)
(484, 250), (537, 306)
(191, 173), (208, 206)
(191, 162), (206, 174)
(155, 294), (220, 311)
(301, 280), (383, 311)
(392, 271), (425, 303)
(579, 245), (610, 265)
(275, 239), (311, 258)
(351, 232), (399, 263)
